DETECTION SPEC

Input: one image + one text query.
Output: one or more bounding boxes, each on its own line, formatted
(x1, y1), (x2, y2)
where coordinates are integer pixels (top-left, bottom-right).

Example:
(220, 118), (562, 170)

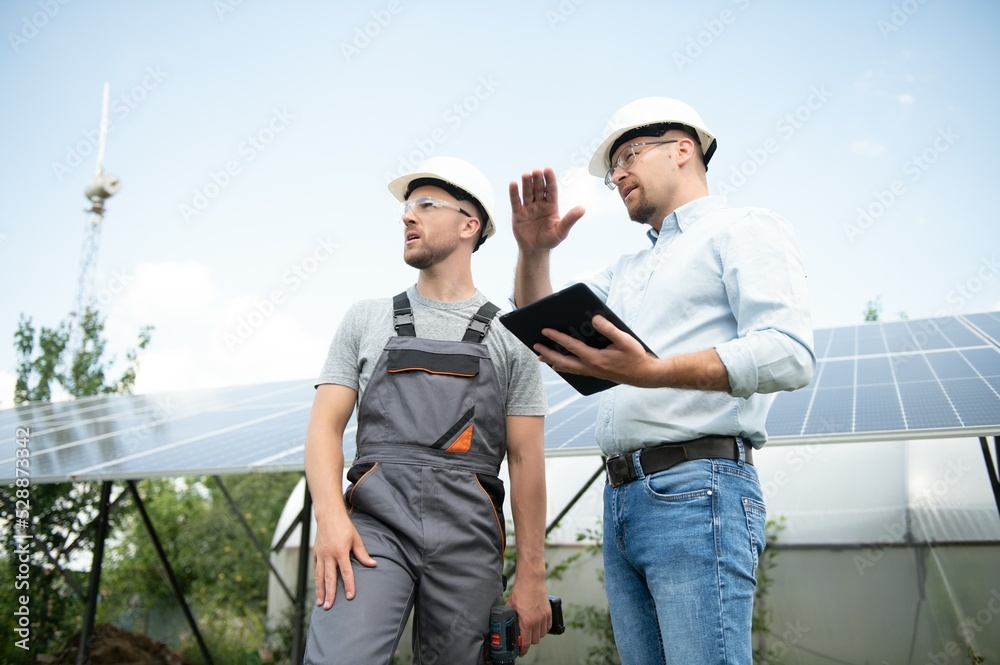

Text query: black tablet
(499, 283), (656, 395)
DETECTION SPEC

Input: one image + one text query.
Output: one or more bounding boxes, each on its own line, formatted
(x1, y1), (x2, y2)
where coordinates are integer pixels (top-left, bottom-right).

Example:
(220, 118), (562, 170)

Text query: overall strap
(462, 301), (500, 343)
(392, 292), (416, 337)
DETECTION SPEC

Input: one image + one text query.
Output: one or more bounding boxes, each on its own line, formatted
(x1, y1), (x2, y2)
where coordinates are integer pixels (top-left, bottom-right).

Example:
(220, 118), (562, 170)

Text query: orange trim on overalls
(475, 474), (506, 555)
(387, 368), (477, 377)
(446, 425), (473, 453)
(346, 462), (380, 516)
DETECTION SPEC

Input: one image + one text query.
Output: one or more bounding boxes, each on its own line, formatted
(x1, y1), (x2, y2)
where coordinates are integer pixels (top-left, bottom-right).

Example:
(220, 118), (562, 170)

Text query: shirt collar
(646, 195), (728, 246)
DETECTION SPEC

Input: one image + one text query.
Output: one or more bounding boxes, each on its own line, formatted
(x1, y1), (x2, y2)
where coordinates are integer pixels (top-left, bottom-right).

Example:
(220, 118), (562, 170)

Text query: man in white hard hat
(304, 156), (551, 663)
(509, 98), (814, 664)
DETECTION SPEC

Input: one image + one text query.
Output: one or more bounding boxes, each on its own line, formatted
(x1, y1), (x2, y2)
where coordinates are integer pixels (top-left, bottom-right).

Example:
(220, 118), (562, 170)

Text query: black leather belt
(605, 436), (753, 488)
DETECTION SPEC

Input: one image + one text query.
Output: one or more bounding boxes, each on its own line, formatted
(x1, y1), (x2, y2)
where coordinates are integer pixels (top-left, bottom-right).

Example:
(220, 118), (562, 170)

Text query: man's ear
(460, 215), (482, 242)
(674, 136), (697, 167)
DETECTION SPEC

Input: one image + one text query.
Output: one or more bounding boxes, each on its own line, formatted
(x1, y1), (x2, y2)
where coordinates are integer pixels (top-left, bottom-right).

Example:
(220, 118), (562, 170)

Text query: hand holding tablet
(499, 283), (657, 395)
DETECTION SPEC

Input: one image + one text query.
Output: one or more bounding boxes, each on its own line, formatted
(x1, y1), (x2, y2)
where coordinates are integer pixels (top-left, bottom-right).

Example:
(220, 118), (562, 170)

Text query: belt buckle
(606, 455), (629, 487)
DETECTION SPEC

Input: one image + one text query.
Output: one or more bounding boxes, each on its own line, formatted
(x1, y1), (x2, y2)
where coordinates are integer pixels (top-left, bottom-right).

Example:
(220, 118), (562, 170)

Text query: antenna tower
(70, 82), (121, 353)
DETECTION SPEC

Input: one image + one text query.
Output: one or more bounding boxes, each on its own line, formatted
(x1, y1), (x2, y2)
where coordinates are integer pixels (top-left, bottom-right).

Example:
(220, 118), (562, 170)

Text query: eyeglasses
(604, 140), (679, 189)
(400, 196), (472, 220)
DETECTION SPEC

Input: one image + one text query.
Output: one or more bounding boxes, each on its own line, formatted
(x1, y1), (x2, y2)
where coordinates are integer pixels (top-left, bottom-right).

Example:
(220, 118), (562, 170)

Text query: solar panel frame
(2, 313), (999, 481)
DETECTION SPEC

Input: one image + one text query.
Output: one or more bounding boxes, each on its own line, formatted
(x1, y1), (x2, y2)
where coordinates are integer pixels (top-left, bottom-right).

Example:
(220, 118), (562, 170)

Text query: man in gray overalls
(303, 156), (552, 664)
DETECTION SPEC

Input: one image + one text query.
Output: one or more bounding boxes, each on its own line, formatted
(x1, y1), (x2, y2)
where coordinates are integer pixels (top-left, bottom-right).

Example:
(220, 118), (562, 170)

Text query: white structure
(268, 436), (1000, 663)
(70, 82), (122, 355)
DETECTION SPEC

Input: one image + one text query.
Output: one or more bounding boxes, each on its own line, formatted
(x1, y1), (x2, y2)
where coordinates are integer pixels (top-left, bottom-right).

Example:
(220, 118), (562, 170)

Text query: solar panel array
(2, 313), (999, 483)
(763, 312), (1000, 443)
(0, 381), (314, 484)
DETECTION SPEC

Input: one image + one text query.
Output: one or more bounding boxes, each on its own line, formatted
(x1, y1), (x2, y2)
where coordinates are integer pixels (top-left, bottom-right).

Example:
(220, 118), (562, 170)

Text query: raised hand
(509, 167), (585, 254)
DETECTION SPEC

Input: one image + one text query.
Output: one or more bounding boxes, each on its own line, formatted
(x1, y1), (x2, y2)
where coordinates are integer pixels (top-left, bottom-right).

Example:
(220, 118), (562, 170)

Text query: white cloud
(897, 93), (916, 105)
(109, 261), (220, 323)
(850, 140), (886, 158)
(98, 261), (326, 396)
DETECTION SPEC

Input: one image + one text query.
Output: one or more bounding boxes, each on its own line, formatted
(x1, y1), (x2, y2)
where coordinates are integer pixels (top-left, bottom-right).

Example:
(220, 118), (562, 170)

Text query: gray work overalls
(305, 293), (508, 665)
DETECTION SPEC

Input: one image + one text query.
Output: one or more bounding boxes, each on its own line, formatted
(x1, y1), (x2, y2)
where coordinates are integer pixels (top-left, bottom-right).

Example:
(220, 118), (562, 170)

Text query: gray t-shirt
(317, 286), (548, 417)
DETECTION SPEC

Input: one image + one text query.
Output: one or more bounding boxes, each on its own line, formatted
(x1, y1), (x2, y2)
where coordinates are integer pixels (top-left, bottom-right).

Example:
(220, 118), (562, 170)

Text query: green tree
(0, 307), (152, 662)
(98, 473), (302, 661)
(864, 297), (882, 322)
(99, 474), (300, 616)
(14, 307), (151, 405)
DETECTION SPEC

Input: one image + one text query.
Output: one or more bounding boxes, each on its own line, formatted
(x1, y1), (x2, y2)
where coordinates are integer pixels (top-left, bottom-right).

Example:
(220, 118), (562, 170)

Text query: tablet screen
(498, 283), (655, 395)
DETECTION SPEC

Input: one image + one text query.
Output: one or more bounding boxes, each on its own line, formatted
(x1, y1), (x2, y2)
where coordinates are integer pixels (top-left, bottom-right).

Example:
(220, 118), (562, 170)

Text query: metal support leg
(126, 481), (214, 665)
(980, 436), (1000, 521)
(211, 475), (295, 604)
(76, 481), (112, 665)
(506, 459), (606, 580)
(273, 506), (306, 552)
(546, 461), (606, 537)
(291, 482), (313, 664)
(62, 489), (129, 558)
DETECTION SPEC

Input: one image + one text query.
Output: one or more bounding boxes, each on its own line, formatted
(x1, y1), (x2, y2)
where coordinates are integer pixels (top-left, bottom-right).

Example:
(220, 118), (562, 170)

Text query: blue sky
(1, 0), (998, 407)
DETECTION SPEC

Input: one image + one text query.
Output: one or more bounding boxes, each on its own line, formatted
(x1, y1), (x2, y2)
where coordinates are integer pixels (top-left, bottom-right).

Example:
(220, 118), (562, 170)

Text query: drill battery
(484, 596), (564, 664)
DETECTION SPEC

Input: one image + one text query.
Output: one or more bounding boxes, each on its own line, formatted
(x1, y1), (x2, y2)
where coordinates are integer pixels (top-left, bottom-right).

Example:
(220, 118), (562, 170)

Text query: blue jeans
(603, 441), (766, 665)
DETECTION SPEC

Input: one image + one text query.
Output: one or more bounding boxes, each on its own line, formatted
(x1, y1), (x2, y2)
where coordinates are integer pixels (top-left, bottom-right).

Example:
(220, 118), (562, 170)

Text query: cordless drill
(484, 596), (564, 664)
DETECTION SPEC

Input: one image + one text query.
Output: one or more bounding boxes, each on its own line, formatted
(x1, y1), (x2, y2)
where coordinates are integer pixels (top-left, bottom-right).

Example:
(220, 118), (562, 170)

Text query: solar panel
(965, 312), (1000, 342)
(0, 381), (314, 483)
(854, 385), (906, 432)
(2, 312), (999, 483)
(764, 312), (1000, 443)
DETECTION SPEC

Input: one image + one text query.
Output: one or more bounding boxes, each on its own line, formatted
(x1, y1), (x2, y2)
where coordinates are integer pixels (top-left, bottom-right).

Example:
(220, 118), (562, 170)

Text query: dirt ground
(47, 624), (194, 665)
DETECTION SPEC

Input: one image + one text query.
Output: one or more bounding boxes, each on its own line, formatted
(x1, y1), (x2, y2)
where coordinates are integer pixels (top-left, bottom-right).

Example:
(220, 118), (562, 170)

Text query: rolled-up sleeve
(714, 209), (816, 397)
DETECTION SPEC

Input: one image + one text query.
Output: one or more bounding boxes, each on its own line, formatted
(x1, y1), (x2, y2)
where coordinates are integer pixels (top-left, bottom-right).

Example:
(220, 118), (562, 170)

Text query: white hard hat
(388, 156), (496, 246)
(588, 97), (718, 178)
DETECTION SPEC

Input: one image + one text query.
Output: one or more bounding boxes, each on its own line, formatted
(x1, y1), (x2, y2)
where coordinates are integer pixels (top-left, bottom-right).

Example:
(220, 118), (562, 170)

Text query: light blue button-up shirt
(580, 195), (815, 455)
